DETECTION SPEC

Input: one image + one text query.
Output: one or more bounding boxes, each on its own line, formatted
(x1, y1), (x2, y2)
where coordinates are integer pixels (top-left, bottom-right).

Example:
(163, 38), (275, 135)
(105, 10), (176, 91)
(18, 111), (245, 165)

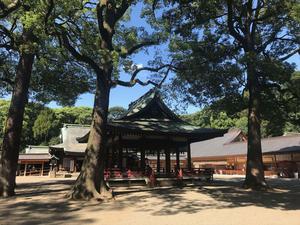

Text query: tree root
(66, 182), (114, 201)
(242, 180), (270, 191)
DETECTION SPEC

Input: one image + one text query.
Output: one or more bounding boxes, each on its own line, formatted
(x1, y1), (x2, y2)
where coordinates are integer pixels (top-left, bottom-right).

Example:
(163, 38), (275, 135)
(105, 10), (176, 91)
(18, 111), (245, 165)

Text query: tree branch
(96, 1), (113, 49)
(59, 32), (103, 75)
(113, 79), (159, 87)
(279, 48), (300, 61)
(115, 0), (130, 23)
(44, 0), (54, 29)
(0, 0), (21, 18)
(112, 63), (176, 88)
(119, 40), (158, 58)
(226, 0), (246, 46)
(0, 77), (14, 86)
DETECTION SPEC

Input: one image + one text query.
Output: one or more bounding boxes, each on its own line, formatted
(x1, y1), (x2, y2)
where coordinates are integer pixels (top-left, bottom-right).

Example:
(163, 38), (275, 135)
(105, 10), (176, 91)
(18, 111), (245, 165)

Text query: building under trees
(18, 89), (225, 181)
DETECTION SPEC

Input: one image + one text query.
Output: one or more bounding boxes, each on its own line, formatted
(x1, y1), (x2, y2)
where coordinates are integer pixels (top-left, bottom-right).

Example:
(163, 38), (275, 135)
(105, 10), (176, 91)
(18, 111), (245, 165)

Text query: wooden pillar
(16, 164), (20, 176)
(176, 149), (180, 169)
(41, 162), (44, 176)
(274, 154), (278, 168)
(109, 135), (115, 168)
(24, 163), (27, 176)
(165, 148), (171, 175)
(141, 148), (145, 173)
(105, 147), (110, 169)
(187, 143), (192, 171)
(112, 144), (116, 168)
(118, 147), (123, 170)
(157, 149), (161, 173)
(74, 159), (77, 173)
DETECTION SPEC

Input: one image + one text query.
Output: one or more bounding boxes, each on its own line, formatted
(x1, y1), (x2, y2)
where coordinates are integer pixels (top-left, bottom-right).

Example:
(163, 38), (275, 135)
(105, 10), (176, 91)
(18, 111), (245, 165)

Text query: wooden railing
(18, 168), (50, 176)
(214, 169), (277, 176)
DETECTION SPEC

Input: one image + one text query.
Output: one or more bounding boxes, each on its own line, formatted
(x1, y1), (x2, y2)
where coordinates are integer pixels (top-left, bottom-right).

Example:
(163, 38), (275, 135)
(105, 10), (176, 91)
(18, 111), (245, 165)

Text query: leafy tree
(45, 0), (173, 200)
(54, 107), (93, 125)
(0, 0), (91, 197)
(161, 0), (300, 189)
(0, 0), (38, 196)
(108, 106), (126, 120)
(48, 136), (61, 146)
(33, 108), (59, 143)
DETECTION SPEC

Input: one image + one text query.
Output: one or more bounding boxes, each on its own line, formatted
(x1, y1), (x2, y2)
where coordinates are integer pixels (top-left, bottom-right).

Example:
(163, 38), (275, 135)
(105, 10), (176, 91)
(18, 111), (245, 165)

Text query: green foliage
(0, 1), (92, 105)
(33, 109), (58, 142)
(159, 0), (300, 141)
(108, 106), (127, 120)
(48, 136), (61, 146)
(54, 107), (92, 125)
(0, 100), (45, 149)
(0, 101), (128, 148)
(182, 103), (300, 138)
(0, 99), (9, 137)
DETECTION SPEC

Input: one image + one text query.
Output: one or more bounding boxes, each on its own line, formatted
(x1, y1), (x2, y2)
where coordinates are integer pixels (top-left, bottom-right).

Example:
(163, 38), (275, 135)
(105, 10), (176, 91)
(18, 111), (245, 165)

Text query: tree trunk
(67, 69), (113, 200)
(0, 39), (35, 197)
(243, 55), (268, 190)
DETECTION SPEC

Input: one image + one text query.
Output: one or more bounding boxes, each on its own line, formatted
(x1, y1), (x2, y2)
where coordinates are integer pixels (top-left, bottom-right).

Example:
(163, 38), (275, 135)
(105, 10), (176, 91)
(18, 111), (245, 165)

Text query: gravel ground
(0, 175), (299, 225)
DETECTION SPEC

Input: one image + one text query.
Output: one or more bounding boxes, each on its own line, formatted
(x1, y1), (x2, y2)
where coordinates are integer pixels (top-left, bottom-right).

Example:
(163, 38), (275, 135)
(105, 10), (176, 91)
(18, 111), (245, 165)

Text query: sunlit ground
(0, 175), (299, 225)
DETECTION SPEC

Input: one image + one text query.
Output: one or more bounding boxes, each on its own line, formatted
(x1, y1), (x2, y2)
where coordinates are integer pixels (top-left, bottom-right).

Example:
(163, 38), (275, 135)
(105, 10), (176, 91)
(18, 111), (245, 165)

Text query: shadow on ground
(112, 177), (300, 216)
(0, 177), (299, 224)
(0, 179), (96, 225)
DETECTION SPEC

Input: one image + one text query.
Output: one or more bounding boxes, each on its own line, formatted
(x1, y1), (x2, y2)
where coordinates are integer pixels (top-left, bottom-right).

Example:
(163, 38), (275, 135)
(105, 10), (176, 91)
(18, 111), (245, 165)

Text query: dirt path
(0, 175), (299, 225)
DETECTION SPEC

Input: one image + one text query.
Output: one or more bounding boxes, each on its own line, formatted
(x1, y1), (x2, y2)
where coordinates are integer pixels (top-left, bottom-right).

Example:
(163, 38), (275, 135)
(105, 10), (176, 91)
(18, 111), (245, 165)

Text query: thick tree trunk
(243, 56), (268, 190)
(67, 69), (113, 200)
(0, 45), (35, 197)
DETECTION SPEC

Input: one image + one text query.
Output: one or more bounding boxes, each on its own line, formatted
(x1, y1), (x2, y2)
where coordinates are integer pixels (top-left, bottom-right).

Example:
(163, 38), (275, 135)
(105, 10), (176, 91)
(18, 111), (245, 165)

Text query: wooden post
(24, 163), (27, 176)
(118, 135), (123, 170)
(118, 147), (123, 170)
(141, 148), (145, 173)
(41, 162), (44, 176)
(105, 147), (110, 169)
(274, 154), (278, 168)
(74, 159), (77, 172)
(187, 143), (192, 171)
(165, 148), (171, 175)
(157, 149), (160, 173)
(176, 149), (180, 169)
(112, 144), (116, 168)
(17, 164), (20, 176)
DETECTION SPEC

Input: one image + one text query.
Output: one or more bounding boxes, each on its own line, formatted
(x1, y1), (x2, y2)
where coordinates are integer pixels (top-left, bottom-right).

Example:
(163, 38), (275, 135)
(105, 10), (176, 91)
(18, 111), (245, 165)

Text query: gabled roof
(108, 119), (225, 141)
(191, 130), (300, 158)
(54, 89), (227, 149)
(25, 146), (49, 154)
(18, 153), (51, 161)
(50, 124), (89, 154)
(119, 88), (183, 122)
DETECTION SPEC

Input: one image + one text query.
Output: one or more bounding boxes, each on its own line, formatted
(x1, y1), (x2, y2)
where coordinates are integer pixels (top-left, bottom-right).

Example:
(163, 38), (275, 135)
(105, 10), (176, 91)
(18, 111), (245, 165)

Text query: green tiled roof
(119, 88), (183, 121)
(110, 119), (221, 135)
(122, 88), (157, 118)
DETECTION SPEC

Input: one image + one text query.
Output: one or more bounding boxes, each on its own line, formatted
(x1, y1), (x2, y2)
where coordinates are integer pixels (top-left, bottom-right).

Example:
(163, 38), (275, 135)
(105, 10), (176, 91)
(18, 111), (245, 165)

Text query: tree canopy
(157, 0), (300, 188)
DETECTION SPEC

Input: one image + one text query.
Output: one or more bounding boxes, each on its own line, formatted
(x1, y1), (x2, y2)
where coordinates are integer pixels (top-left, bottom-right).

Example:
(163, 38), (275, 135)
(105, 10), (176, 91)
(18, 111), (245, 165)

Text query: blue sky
(48, 3), (300, 114)
(5, 3), (300, 115)
(48, 51), (299, 114)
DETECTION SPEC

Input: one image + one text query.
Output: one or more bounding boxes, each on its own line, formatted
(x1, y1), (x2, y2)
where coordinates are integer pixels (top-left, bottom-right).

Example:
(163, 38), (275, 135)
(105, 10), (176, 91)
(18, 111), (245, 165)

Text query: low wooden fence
(18, 168), (50, 176)
(214, 169), (277, 176)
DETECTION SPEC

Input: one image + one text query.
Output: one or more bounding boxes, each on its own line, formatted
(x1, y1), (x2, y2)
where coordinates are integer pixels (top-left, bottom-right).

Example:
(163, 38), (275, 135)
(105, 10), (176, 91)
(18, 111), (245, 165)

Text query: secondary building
(191, 129), (300, 177)
(21, 88), (225, 177)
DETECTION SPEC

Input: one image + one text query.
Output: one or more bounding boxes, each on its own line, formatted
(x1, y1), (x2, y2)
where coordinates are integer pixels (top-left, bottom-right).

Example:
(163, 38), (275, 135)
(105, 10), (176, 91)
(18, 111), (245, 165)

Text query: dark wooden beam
(176, 149), (180, 169)
(157, 149), (160, 173)
(165, 148), (171, 175)
(118, 135), (123, 170)
(187, 143), (192, 170)
(141, 148), (145, 173)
